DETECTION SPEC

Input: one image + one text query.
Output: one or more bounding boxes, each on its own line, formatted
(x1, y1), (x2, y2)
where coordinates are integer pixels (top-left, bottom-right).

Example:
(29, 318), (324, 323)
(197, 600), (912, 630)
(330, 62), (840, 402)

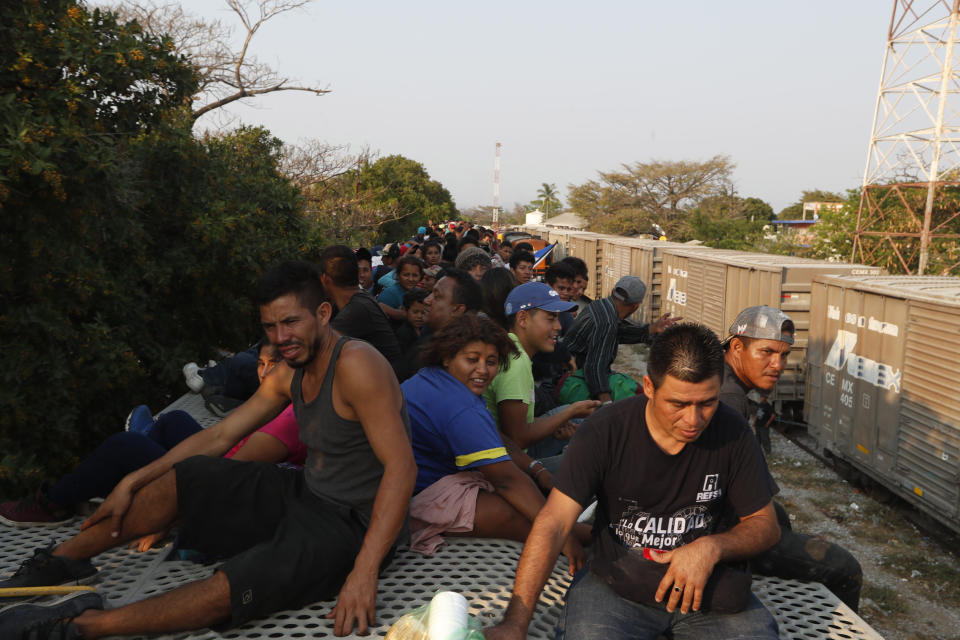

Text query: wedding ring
(674, 586), (682, 592)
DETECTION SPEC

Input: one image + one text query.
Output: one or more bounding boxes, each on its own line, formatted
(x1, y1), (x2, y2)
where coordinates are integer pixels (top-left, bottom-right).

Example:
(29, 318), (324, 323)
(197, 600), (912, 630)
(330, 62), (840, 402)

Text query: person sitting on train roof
(355, 247), (375, 293)
(531, 262), (578, 418)
(454, 246), (492, 281)
(394, 288), (429, 354)
(509, 249), (535, 285)
(491, 238), (513, 269)
(483, 283), (600, 468)
(559, 256), (592, 314)
(378, 255), (426, 324)
(0, 261), (416, 639)
(396, 268), (483, 382)
(372, 242), (401, 296)
(561, 275), (679, 404)
(720, 305), (863, 611)
(402, 314), (588, 559)
(422, 240), (443, 268)
(484, 323), (781, 640)
(319, 245), (403, 370)
(0, 342), (306, 531)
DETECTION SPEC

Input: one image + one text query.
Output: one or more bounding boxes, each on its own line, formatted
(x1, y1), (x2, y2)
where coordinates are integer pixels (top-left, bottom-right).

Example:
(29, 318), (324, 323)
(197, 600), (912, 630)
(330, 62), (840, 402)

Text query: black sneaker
(0, 546), (97, 589)
(0, 591), (102, 639)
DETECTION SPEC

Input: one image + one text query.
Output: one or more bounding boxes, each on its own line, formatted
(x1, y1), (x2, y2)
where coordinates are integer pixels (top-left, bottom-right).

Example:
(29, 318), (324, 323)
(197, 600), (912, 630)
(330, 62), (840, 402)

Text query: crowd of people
(0, 220), (860, 640)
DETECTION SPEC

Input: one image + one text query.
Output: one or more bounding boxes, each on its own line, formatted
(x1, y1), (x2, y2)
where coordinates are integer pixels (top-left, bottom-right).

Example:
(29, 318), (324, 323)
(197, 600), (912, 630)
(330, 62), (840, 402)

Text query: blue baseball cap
(504, 282), (577, 316)
(417, 226), (427, 235)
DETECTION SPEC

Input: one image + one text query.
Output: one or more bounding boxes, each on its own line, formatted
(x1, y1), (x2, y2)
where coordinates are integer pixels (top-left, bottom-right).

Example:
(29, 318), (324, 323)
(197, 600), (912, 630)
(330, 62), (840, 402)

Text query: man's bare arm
(327, 344), (417, 637)
(651, 501), (780, 614)
(124, 367), (293, 492)
(498, 400), (599, 448)
(82, 368), (293, 535)
(484, 490), (582, 640)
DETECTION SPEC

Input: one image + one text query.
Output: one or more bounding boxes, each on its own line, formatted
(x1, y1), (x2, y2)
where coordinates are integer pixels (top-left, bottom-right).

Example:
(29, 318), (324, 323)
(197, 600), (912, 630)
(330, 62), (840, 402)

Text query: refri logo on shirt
(697, 473), (722, 502)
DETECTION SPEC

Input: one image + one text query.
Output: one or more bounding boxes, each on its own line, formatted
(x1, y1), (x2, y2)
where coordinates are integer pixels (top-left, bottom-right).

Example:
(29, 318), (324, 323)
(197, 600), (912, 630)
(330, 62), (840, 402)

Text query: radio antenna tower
(493, 142), (502, 230)
(854, 0), (960, 275)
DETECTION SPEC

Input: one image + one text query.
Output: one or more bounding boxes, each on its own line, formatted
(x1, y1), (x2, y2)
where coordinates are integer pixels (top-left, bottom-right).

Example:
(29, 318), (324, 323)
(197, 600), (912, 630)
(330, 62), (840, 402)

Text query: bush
(0, 1), (305, 496)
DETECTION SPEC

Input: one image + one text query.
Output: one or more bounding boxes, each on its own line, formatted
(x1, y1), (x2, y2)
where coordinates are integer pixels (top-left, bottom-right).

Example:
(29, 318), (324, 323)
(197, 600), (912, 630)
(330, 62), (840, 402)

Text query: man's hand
(484, 621), (527, 640)
(81, 479), (134, 538)
(560, 535), (585, 575)
(649, 537), (721, 613)
(553, 421), (578, 441)
(569, 399), (601, 418)
(326, 567), (378, 636)
(483, 622), (527, 640)
(650, 313), (682, 335)
(596, 392), (612, 404)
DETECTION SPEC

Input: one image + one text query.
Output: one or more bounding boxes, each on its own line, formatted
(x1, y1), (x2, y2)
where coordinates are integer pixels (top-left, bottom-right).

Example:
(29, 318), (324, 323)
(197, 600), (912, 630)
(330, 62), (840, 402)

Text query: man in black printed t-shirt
(485, 323), (780, 640)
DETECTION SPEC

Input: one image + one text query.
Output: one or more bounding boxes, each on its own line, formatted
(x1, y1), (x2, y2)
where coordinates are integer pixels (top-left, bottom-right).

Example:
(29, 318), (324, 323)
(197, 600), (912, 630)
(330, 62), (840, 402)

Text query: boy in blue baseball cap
(484, 283), (600, 490)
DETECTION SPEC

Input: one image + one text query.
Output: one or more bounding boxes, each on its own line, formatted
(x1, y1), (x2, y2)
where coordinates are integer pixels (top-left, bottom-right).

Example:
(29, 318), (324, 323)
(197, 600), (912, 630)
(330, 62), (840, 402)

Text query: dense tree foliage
(687, 196), (774, 250)
(299, 153), (457, 248)
(567, 155), (735, 239)
(0, 1), (304, 494)
(806, 186), (960, 275)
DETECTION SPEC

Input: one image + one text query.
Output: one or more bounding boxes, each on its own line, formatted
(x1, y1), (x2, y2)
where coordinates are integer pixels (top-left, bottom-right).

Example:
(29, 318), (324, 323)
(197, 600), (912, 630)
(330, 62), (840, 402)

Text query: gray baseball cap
(726, 306), (795, 345)
(611, 276), (646, 304)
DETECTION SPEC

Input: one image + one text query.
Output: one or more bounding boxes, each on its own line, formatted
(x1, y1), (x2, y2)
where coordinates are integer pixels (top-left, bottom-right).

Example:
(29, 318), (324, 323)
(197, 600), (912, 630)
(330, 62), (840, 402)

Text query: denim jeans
(555, 569), (778, 640)
(752, 527), (863, 611)
(526, 405), (581, 460)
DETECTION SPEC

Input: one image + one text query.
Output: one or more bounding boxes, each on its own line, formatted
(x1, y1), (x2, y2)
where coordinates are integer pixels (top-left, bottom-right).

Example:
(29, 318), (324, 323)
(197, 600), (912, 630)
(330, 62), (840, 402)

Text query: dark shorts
(174, 456), (367, 626)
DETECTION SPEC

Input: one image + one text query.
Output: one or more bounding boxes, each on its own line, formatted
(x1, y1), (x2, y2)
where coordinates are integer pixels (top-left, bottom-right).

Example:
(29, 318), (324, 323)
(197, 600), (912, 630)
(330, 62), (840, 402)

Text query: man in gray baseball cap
(720, 305), (863, 612)
(720, 305), (794, 415)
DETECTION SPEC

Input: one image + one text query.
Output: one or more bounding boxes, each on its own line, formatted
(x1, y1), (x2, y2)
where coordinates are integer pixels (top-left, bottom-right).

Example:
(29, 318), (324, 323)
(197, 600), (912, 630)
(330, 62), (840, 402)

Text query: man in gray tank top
(0, 261), (417, 639)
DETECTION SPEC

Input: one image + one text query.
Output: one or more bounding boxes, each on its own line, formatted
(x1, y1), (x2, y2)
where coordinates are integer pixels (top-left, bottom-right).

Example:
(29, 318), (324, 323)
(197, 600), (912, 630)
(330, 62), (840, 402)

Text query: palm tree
(536, 183), (563, 216)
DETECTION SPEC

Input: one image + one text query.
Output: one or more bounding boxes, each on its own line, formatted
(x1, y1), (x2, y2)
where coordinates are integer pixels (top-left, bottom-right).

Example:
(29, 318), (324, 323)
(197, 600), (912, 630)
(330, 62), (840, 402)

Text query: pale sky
(139, 1), (893, 213)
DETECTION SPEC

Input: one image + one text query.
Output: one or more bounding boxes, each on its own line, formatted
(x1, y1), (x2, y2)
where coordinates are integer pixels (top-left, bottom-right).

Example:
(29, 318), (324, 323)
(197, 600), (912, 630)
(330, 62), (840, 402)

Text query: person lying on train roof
(0, 261), (416, 639)
(720, 305), (863, 611)
(561, 275), (679, 404)
(484, 323), (782, 640)
(0, 342), (306, 532)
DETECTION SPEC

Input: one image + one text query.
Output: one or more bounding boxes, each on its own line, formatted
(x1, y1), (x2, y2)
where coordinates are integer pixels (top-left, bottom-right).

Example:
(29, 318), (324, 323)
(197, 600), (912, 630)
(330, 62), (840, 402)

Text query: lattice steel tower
(855, 0), (960, 275)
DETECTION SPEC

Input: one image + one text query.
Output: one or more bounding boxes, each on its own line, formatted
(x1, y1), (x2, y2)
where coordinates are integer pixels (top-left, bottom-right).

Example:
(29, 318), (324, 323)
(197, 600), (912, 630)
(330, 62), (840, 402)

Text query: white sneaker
(182, 362), (204, 393)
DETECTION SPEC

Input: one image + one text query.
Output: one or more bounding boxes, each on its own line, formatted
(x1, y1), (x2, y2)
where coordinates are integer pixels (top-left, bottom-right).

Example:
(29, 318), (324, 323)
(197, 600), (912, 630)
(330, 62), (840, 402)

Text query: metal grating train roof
(1, 522), (885, 639)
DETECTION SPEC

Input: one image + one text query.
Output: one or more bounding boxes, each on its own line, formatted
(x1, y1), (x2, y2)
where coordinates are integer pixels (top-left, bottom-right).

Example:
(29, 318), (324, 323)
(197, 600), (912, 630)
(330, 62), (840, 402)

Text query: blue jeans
(555, 569), (778, 640)
(526, 405), (581, 460)
(46, 410), (203, 507)
(200, 346), (260, 400)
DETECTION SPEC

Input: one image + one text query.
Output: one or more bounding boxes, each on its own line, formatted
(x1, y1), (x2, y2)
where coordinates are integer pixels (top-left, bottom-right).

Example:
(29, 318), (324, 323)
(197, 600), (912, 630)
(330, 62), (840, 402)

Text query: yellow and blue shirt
(403, 366), (510, 493)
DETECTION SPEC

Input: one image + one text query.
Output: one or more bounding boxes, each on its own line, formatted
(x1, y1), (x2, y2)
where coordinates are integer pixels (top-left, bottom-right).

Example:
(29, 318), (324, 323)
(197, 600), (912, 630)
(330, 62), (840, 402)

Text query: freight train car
(805, 275), (960, 533)
(657, 248), (884, 418)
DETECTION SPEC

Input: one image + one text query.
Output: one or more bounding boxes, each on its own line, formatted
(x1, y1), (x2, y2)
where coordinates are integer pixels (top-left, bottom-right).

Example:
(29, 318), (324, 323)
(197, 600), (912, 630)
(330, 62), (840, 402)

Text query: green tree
(777, 189), (844, 220)
(357, 155), (456, 242)
(0, 1), (305, 495)
(688, 195), (774, 249)
(810, 186), (960, 275)
(528, 182), (563, 216)
(567, 155), (735, 239)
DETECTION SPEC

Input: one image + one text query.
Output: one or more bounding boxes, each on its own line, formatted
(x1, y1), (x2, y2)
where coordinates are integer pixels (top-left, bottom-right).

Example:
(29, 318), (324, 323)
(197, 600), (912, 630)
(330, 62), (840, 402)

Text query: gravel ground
(612, 344), (960, 640)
